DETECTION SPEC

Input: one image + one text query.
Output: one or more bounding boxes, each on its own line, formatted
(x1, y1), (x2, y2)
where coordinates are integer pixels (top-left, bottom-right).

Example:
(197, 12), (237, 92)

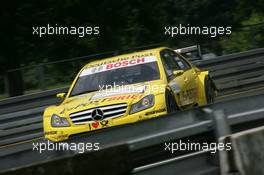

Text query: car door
(173, 52), (198, 106)
(160, 49), (197, 107)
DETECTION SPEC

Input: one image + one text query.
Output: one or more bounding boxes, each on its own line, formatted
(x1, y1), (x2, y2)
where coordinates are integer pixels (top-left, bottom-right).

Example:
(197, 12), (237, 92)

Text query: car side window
(160, 50), (180, 79)
(160, 49), (191, 72)
(173, 55), (191, 71)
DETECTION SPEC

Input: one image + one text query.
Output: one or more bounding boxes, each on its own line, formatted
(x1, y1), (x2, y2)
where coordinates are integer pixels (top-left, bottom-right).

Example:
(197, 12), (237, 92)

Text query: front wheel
(205, 76), (215, 104)
(166, 90), (178, 113)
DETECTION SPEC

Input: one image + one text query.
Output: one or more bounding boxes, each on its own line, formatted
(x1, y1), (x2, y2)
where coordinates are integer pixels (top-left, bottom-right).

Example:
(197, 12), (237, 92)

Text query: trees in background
(0, 0), (263, 96)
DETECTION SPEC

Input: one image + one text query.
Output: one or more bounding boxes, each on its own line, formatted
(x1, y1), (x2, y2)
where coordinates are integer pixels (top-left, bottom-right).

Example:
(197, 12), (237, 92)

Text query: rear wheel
(205, 76), (215, 104)
(166, 90), (178, 113)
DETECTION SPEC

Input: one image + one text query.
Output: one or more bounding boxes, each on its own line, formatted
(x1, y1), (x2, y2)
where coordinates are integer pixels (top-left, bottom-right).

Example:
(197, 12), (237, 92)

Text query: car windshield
(70, 59), (160, 96)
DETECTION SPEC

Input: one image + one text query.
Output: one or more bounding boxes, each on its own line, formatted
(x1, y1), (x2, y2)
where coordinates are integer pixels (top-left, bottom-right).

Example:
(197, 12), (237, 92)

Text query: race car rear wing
(174, 45), (202, 61)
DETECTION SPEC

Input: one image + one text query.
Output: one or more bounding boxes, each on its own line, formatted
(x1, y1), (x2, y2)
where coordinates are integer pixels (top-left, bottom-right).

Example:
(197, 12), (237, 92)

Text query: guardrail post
(202, 108), (231, 138)
(208, 110), (238, 175)
(212, 110), (231, 138)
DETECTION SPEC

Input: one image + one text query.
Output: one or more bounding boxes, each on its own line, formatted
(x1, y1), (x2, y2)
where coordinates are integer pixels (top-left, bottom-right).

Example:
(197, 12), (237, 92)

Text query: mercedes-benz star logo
(91, 108), (104, 121)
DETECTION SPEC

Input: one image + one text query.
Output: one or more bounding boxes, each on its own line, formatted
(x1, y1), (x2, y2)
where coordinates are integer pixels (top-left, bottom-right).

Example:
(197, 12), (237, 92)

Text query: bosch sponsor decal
(105, 57), (145, 70)
(80, 56), (157, 77)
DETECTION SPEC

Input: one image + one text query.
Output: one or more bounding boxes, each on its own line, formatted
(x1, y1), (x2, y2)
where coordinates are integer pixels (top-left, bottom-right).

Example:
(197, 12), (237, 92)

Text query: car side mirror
(56, 93), (66, 99)
(173, 70), (184, 76)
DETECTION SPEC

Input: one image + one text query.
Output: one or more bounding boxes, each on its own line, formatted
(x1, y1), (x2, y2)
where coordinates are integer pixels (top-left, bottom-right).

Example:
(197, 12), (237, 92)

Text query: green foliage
(0, 0), (263, 95)
(220, 12), (264, 54)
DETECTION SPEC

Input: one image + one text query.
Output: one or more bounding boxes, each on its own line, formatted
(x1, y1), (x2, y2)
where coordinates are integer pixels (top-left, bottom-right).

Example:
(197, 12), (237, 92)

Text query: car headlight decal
(130, 94), (155, 114)
(51, 114), (70, 127)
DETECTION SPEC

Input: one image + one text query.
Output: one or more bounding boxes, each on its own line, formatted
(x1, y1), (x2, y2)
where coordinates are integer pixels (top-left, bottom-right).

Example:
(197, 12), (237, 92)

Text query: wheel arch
(196, 71), (209, 106)
(165, 85), (180, 111)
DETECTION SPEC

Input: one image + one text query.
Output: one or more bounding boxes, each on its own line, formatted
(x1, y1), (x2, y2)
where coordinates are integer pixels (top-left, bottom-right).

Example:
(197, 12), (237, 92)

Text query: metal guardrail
(0, 47), (263, 115)
(0, 106), (44, 146)
(0, 87), (67, 115)
(0, 45), (200, 115)
(195, 47), (264, 96)
(132, 151), (219, 175)
(0, 48), (264, 147)
(0, 94), (264, 175)
(2, 44), (165, 97)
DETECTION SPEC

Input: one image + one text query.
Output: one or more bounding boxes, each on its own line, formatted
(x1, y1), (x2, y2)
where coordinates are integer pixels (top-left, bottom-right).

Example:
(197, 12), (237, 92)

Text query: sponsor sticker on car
(80, 56), (157, 76)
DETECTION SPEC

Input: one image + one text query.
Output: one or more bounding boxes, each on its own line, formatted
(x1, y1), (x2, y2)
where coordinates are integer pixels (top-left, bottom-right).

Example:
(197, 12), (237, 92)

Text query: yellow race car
(43, 47), (216, 141)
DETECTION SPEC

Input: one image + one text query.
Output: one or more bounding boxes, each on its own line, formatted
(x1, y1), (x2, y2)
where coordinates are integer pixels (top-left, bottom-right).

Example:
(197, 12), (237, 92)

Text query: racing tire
(205, 76), (215, 104)
(166, 90), (178, 113)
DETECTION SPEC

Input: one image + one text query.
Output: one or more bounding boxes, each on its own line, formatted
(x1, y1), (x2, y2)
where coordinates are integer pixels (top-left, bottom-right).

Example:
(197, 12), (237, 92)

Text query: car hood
(58, 81), (165, 116)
